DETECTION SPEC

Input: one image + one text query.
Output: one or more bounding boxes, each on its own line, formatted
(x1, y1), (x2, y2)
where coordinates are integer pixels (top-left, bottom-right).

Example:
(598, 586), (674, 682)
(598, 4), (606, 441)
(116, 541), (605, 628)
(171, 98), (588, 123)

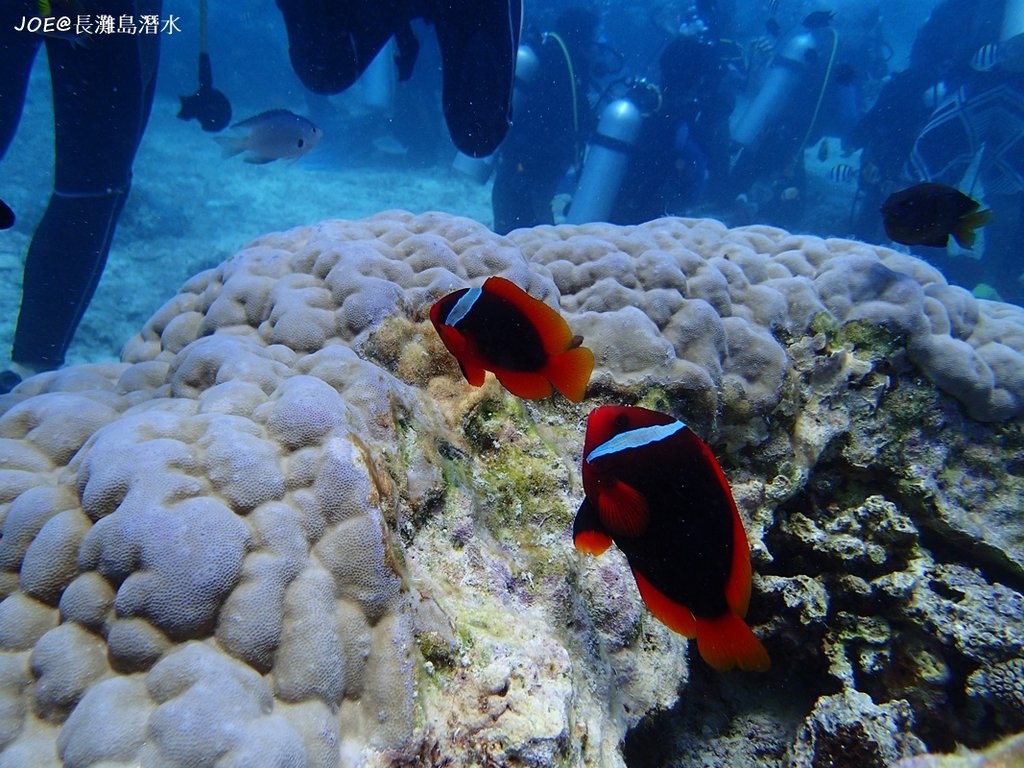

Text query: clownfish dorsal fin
(482, 276), (576, 352)
(724, 503), (753, 618)
(597, 479), (649, 537)
(691, 436), (753, 618)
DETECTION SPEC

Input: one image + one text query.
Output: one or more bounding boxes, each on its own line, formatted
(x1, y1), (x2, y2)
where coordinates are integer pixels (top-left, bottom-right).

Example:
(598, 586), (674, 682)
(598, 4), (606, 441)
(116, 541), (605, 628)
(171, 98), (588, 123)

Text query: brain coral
(0, 210), (1022, 767)
(132, 211), (1024, 423)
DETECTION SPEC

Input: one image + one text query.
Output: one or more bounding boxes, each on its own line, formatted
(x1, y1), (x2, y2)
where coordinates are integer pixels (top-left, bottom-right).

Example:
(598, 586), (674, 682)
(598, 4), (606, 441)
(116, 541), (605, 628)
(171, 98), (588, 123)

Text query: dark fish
(802, 10), (835, 29)
(817, 139), (829, 162)
(573, 405), (770, 672)
(829, 163), (855, 183)
(0, 199), (13, 230)
(214, 109), (322, 164)
(881, 182), (992, 248)
(429, 276), (594, 402)
(765, 17), (781, 38)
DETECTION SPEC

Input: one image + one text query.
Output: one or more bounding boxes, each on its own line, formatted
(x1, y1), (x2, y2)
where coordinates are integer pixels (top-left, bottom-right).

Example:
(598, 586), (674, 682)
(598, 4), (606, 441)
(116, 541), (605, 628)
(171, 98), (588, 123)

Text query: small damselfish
(573, 405), (770, 672)
(429, 276), (594, 402)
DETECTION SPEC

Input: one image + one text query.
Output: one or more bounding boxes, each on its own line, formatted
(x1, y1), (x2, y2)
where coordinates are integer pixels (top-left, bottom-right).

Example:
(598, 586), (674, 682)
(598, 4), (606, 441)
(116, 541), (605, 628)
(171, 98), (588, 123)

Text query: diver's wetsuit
(275, 0), (522, 158)
(0, 0), (161, 372)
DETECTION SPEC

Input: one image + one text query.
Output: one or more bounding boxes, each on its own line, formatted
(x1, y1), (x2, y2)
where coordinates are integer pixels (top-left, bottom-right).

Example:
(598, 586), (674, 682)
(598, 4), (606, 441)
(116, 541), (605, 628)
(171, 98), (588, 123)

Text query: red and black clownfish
(429, 276), (595, 403)
(573, 405), (770, 672)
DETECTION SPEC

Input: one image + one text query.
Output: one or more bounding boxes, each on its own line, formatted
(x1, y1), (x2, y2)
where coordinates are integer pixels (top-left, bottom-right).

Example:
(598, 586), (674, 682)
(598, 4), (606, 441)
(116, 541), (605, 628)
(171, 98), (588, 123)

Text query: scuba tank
(567, 97), (644, 223)
(452, 45), (540, 183)
(730, 28), (821, 151)
(1003, 0), (1024, 40)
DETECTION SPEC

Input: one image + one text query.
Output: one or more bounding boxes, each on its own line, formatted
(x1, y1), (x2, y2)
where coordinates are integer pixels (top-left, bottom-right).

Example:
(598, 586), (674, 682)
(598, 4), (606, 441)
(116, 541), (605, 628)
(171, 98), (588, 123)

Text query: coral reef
(787, 688), (925, 768)
(890, 733), (1024, 768)
(0, 211), (1022, 767)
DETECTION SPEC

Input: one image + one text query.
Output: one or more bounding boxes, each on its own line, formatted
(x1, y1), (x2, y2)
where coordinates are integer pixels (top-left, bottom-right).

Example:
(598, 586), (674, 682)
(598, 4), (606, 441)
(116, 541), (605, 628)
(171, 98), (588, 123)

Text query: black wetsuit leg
(276, 0), (520, 156)
(0, 5), (39, 159)
(275, 0), (408, 94)
(6, 0), (161, 370)
(430, 0), (520, 157)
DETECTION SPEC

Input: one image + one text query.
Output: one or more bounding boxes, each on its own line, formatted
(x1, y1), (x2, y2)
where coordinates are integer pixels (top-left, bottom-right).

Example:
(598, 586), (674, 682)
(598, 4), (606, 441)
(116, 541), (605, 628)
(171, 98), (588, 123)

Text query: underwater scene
(0, 0), (1023, 766)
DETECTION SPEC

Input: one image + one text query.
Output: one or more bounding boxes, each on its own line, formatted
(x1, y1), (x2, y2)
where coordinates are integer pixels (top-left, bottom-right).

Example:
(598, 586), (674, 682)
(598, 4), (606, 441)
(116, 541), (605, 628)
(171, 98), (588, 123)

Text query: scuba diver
(566, 0), (735, 225)
(491, 8), (598, 235)
(848, 0), (1024, 303)
(275, 0), (523, 158)
(601, 33), (733, 225)
(1, 0), (162, 393)
(725, 14), (841, 228)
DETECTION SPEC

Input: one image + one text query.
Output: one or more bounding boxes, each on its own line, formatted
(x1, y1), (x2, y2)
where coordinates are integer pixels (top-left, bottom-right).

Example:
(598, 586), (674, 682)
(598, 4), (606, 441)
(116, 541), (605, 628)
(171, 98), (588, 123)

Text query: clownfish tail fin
(694, 613), (770, 672)
(546, 345), (595, 403)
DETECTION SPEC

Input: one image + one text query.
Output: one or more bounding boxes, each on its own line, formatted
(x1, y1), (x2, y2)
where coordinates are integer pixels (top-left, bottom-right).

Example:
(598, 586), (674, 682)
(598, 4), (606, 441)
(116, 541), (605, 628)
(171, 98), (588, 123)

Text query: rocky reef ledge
(0, 211), (1021, 767)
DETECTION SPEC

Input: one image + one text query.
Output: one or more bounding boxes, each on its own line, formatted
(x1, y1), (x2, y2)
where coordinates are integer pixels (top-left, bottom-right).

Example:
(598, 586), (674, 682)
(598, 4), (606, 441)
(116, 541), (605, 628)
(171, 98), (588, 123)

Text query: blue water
(5, 0), (1022, 368)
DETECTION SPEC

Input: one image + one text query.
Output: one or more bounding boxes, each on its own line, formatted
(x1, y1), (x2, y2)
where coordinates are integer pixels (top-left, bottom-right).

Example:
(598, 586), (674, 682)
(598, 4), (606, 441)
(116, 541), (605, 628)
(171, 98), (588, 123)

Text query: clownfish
(429, 276), (594, 402)
(573, 405), (770, 672)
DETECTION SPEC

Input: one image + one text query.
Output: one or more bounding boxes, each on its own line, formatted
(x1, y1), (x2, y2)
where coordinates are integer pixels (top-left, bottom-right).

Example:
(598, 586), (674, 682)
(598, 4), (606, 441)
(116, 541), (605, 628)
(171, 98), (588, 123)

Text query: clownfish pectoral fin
(493, 368), (554, 399)
(693, 613), (770, 672)
(632, 568), (697, 638)
(545, 345), (595, 403)
(573, 497), (613, 555)
(597, 480), (649, 538)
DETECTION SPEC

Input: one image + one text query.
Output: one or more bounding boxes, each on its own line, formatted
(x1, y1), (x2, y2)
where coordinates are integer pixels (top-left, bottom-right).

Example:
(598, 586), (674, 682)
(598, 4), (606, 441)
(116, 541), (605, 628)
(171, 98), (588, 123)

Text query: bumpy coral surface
(1, 211), (1022, 767)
